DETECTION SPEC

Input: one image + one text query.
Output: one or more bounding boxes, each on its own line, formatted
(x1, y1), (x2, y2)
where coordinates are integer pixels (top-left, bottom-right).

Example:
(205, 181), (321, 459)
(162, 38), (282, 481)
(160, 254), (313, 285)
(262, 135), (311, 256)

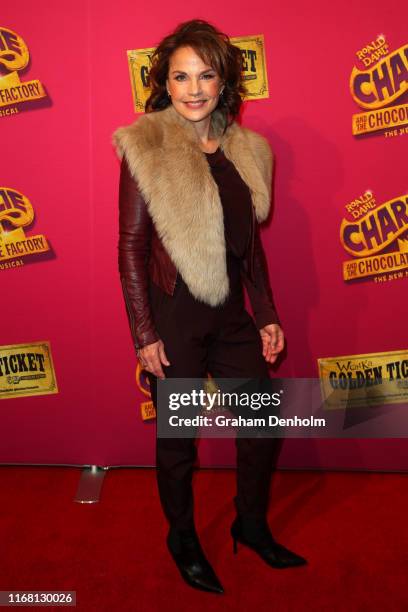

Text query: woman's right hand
(137, 339), (171, 379)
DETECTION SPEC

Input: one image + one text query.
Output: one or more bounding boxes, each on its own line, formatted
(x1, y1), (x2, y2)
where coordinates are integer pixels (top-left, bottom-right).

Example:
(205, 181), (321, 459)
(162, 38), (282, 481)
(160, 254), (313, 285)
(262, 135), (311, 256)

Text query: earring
(167, 91), (171, 98)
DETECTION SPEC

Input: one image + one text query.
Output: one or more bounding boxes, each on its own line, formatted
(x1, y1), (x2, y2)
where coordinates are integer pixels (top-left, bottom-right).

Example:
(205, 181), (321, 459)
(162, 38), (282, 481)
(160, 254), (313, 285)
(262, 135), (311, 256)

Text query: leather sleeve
(242, 222), (281, 329)
(118, 156), (160, 350)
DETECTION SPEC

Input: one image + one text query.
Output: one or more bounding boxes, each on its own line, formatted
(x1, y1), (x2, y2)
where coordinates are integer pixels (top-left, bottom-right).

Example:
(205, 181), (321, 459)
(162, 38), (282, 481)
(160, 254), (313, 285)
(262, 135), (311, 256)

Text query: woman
(113, 19), (307, 594)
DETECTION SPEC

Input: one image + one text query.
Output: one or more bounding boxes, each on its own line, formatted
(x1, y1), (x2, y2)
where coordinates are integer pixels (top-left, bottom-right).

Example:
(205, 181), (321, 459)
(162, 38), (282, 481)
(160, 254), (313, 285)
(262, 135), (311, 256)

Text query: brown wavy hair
(145, 19), (246, 130)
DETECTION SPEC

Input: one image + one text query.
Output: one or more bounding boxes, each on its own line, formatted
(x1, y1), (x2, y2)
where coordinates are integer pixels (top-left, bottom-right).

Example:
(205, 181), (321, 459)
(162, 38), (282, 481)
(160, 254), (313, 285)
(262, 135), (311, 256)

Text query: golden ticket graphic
(0, 341), (58, 399)
(127, 34), (269, 113)
(0, 27), (47, 117)
(318, 350), (408, 409)
(340, 191), (408, 281)
(350, 35), (408, 136)
(0, 187), (50, 271)
(135, 363), (220, 420)
(136, 363), (156, 420)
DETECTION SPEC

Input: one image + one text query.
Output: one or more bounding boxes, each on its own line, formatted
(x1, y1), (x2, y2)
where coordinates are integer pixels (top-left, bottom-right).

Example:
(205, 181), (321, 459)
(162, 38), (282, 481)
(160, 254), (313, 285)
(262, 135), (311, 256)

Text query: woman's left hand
(259, 323), (285, 364)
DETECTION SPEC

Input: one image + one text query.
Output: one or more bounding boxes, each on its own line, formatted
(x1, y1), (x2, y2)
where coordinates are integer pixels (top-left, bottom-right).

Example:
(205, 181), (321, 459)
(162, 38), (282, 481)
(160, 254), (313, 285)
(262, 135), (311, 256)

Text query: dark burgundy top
(205, 147), (251, 259)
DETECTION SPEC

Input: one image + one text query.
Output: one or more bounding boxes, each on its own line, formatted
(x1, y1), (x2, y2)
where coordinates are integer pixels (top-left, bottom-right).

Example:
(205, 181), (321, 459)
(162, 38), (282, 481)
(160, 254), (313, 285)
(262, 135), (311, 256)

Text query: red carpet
(0, 466), (407, 611)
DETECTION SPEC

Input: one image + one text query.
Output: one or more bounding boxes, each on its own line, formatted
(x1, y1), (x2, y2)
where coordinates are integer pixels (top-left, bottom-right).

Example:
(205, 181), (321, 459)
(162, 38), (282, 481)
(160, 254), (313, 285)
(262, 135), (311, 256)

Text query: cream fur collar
(112, 104), (273, 306)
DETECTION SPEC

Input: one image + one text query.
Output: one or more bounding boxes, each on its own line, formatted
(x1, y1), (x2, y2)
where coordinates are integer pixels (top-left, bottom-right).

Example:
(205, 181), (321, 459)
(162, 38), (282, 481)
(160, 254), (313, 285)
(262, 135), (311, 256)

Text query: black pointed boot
(167, 527), (224, 594)
(230, 515), (307, 569)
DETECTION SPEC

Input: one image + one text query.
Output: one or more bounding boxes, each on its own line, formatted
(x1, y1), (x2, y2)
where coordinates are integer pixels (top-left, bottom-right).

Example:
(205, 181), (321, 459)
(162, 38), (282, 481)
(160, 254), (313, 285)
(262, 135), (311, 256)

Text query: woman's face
(165, 45), (224, 124)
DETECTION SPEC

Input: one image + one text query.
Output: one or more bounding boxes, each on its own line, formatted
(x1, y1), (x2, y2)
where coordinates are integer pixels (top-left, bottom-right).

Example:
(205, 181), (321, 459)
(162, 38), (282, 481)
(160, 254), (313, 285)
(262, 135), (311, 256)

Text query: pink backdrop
(1, 0), (407, 469)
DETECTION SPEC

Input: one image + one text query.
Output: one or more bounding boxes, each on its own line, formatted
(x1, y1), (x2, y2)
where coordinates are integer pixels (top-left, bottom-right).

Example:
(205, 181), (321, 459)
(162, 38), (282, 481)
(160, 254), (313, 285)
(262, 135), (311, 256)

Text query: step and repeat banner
(1, 0), (407, 469)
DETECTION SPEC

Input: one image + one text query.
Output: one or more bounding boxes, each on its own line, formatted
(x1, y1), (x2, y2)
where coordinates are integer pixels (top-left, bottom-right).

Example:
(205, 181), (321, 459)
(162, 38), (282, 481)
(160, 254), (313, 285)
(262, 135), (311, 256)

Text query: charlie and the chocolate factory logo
(0, 187), (50, 270)
(341, 190), (408, 283)
(0, 27), (47, 117)
(350, 35), (408, 137)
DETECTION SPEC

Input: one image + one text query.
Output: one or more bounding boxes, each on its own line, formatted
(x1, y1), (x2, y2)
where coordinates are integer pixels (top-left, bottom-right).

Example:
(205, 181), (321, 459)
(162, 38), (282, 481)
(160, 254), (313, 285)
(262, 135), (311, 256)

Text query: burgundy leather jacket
(118, 157), (280, 350)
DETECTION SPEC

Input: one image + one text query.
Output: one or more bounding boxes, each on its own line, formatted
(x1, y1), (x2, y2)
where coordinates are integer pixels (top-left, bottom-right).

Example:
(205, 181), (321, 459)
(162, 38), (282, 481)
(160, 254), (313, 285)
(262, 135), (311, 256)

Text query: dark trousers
(146, 252), (283, 531)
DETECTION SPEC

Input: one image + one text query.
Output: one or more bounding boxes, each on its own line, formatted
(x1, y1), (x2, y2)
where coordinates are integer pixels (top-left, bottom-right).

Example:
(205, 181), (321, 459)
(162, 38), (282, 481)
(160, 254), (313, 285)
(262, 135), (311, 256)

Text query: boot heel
(230, 515), (308, 569)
